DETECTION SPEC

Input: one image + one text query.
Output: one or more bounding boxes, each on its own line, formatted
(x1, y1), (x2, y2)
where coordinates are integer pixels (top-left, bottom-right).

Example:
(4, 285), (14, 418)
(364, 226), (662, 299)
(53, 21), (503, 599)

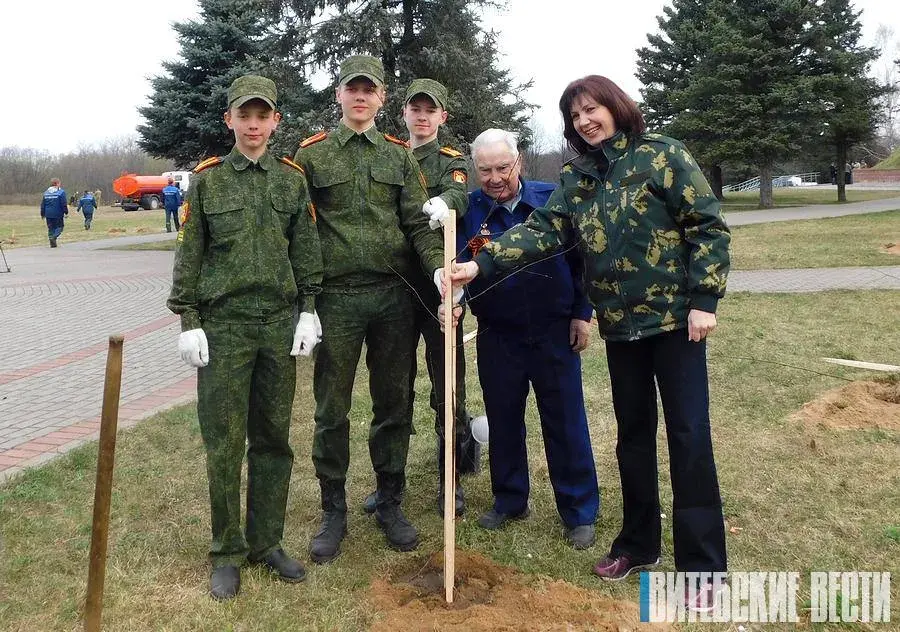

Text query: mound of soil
(792, 380), (900, 431)
(368, 550), (667, 632)
(880, 242), (899, 256)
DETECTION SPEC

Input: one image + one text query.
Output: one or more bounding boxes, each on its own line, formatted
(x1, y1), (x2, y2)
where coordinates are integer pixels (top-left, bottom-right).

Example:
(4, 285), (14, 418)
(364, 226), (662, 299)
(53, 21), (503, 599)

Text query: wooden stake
(442, 211), (457, 603)
(84, 335), (124, 632)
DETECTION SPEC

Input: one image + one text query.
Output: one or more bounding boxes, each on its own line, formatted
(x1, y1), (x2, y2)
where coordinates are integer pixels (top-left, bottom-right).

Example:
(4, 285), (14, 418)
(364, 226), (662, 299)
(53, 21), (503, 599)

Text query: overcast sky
(3, 0), (898, 154)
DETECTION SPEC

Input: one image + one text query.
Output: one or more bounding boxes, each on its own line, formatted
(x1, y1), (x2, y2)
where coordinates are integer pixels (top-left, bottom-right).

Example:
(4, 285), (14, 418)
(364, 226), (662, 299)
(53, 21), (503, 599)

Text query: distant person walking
(162, 178), (183, 232)
(40, 178), (68, 247)
(76, 190), (98, 230)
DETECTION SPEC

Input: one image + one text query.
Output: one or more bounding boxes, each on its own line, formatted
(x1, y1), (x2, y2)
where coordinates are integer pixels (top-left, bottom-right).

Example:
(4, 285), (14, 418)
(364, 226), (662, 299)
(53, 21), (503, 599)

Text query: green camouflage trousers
(407, 267), (470, 440)
(197, 318), (295, 567)
(312, 286), (416, 483)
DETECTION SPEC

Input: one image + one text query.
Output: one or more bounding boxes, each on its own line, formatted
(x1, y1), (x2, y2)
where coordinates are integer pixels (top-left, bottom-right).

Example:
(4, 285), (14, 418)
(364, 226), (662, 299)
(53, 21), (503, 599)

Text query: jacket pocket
(270, 194), (296, 235)
(205, 200), (245, 239)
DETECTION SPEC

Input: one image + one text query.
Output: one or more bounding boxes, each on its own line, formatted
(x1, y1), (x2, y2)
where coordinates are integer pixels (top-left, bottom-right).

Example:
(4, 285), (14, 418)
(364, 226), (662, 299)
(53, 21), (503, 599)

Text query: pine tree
(273, 0), (533, 149)
(138, 0), (316, 166)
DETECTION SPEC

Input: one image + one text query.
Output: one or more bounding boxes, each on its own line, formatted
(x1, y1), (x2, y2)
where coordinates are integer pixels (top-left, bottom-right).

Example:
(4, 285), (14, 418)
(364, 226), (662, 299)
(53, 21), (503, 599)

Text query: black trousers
(605, 329), (726, 572)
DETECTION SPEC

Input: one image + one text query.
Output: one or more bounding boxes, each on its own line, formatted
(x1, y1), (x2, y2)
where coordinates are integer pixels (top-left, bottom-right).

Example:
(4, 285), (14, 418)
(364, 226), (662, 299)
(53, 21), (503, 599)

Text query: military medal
(468, 234), (491, 256)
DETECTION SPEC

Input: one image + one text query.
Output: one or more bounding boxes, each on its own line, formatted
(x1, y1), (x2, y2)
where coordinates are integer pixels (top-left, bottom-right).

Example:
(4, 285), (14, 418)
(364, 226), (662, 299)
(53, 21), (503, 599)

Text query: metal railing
(722, 172), (819, 193)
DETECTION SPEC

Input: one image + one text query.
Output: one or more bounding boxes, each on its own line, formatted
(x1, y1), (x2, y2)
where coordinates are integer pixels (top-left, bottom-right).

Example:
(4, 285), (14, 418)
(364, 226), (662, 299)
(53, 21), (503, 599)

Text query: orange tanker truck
(112, 170), (191, 211)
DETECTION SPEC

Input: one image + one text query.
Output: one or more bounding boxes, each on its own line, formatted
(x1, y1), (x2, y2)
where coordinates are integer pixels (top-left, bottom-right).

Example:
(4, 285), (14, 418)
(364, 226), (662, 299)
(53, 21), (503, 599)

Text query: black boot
(437, 438), (465, 516)
(210, 565), (240, 600)
(457, 417), (482, 475)
(309, 480), (347, 564)
(362, 490), (377, 514)
(374, 472), (418, 551)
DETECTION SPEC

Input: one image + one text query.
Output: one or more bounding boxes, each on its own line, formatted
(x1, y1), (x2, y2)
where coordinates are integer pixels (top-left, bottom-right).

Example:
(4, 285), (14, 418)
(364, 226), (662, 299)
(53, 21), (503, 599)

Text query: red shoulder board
(439, 146), (463, 158)
(384, 134), (410, 148)
(278, 156), (305, 175)
(193, 156), (223, 174)
(299, 131), (327, 148)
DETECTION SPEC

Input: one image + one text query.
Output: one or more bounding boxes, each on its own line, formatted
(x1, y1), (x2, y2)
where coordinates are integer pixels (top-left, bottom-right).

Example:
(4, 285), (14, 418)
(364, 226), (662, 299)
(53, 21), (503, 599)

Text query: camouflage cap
(227, 74), (277, 110)
(404, 78), (448, 110)
(338, 55), (385, 87)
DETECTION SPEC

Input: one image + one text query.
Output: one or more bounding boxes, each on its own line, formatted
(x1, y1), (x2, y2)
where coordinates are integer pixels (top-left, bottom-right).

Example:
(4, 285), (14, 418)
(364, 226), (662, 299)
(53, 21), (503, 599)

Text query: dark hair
(559, 75), (646, 155)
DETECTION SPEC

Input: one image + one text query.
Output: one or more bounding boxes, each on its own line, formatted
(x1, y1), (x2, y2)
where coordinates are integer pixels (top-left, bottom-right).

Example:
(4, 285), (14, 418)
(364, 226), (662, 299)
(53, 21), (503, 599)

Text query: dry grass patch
(730, 209), (900, 269)
(721, 189), (900, 212)
(1, 290), (898, 630)
(0, 205), (169, 248)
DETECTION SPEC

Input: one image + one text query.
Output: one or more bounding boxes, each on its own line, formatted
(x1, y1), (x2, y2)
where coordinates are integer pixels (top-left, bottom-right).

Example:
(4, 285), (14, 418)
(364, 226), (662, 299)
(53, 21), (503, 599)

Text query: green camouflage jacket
(167, 147), (324, 331)
(413, 139), (469, 216)
(476, 131), (730, 342)
(407, 139), (469, 298)
(293, 123), (444, 292)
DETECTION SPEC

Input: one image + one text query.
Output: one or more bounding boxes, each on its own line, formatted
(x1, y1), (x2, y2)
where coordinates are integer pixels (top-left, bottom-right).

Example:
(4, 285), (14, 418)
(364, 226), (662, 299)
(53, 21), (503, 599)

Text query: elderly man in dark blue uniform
(162, 178), (183, 233)
(457, 128), (599, 549)
(40, 178), (68, 247)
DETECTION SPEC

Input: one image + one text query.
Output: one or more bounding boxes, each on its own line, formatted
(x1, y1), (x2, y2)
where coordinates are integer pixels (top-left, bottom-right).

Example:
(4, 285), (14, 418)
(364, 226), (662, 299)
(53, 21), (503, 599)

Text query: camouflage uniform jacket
(167, 147), (324, 331)
(476, 131), (730, 342)
(413, 139), (469, 217)
(294, 123), (444, 292)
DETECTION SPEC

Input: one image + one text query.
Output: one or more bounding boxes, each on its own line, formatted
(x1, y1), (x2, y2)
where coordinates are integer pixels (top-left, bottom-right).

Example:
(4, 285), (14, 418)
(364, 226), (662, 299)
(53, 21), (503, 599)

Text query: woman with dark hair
(448, 75), (730, 610)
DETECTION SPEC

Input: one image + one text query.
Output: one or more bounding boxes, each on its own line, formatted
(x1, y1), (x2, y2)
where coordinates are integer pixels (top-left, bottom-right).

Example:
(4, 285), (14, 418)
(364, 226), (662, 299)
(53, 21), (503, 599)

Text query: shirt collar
(486, 178), (524, 213)
(335, 121), (381, 147)
(227, 146), (273, 171)
(412, 138), (440, 161)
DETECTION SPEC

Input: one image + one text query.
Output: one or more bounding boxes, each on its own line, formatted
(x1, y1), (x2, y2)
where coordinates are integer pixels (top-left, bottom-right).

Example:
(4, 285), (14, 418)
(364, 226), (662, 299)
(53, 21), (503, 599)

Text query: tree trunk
(710, 164), (724, 201)
(758, 163), (774, 208)
(836, 141), (848, 203)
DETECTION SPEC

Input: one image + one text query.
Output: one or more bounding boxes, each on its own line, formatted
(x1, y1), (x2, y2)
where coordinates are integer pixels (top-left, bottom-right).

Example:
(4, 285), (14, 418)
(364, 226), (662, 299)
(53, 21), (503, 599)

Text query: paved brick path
(0, 238), (194, 482)
(2, 196), (898, 482)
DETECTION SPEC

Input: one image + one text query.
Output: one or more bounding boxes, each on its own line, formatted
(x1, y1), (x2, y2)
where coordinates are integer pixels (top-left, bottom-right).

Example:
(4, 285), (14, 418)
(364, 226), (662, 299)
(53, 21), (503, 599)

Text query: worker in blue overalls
(76, 190), (98, 230)
(162, 178), (183, 233)
(456, 128), (599, 549)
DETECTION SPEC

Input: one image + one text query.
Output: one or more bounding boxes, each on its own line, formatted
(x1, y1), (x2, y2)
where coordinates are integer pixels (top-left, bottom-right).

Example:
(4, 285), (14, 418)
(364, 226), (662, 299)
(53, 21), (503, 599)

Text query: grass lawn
(1, 290), (898, 630)
(721, 188), (900, 212)
(731, 209), (900, 270)
(0, 205), (171, 248)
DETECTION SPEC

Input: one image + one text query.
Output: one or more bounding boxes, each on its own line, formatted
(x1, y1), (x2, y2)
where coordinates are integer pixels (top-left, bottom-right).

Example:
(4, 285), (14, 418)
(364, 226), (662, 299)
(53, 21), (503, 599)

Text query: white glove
(178, 328), (209, 367)
(291, 311), (321, 356)
(422, 196), (450, 229)
(433, 268), (464, 304)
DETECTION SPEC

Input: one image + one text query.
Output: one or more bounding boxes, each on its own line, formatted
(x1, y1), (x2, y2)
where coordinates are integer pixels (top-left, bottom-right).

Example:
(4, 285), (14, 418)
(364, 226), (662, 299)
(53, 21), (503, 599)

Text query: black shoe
(565, 524), (596, 550)
(362, 490), (377, 514)
(49, 238), (57, 248)
(210, 565), (240, 601)
(166, 225), (172, 233)
(375, 504), (419, 551)
(437, 484), (465, 517)
(250, 547), (306, 582)
(309, 510), (347, 564)
(477, 507), (530, 530)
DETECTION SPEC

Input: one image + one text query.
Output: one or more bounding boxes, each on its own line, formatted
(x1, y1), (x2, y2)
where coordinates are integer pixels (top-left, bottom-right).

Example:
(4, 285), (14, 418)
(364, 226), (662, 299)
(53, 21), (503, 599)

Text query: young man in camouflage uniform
(168, 74), (324, 600)
(360, 78), (478, 518)
(293, 56), (445, 563)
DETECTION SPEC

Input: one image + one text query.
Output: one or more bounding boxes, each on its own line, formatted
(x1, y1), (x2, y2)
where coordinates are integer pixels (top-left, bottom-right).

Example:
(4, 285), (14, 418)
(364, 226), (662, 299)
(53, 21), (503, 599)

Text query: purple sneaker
(592, 555), (660, 581)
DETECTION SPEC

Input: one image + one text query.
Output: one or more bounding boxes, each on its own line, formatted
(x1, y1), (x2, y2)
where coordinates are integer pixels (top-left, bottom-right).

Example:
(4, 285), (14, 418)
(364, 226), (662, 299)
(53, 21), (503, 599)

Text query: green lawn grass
(0, 205), (171, 248)
(731, 209), (900, 270)
(721, 188), (900, 212)
(1, 290), (898, 630)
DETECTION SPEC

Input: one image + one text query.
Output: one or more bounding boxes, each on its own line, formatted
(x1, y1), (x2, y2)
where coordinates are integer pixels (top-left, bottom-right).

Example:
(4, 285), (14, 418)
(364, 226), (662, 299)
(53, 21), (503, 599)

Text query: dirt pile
(368, 550), (668, 632)
(792, 379), (900, 431)
(880, 242), (899, 256)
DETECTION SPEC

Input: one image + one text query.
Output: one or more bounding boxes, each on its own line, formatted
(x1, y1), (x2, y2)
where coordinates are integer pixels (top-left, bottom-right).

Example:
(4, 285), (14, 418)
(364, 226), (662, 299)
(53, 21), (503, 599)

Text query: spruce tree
(138, 0), (315, 166)
(809, 0), (883, 201)
(274, 0), (533, 149)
